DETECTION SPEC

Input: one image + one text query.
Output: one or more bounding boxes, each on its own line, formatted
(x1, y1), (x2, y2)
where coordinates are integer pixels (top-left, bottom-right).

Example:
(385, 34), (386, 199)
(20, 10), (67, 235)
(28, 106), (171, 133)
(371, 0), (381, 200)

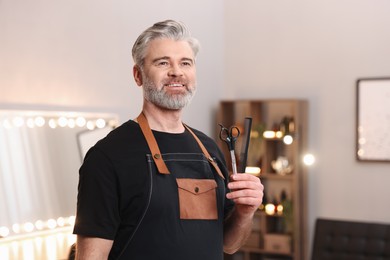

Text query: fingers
(226, 173), (264, 208)
(228, 173), (263, 191)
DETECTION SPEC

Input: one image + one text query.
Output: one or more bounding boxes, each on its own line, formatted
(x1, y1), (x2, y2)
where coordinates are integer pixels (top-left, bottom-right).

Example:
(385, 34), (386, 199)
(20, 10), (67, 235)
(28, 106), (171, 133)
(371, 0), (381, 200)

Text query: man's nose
(167, 64), (183, 77)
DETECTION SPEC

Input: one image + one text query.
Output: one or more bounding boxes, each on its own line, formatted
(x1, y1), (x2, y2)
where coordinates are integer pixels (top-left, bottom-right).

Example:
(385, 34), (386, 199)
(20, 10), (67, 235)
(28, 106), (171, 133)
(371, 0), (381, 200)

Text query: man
(73, 20), (263, 260)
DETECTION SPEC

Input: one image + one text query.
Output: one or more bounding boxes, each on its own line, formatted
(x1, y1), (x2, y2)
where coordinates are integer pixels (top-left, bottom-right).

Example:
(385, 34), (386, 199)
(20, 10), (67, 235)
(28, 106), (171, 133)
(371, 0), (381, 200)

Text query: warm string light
(0, 115), (115, 130)
(0, 216), (75, 238)
(264, 203), (284, 216)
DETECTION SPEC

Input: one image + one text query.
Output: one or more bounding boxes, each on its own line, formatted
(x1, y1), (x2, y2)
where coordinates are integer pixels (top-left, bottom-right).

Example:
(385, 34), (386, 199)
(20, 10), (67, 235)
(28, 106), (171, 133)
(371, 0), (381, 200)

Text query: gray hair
(132, 20), (200, 67)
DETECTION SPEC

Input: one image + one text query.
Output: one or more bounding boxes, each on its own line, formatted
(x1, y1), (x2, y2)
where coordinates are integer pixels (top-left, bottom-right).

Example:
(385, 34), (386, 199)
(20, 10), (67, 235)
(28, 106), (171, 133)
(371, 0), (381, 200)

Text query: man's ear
(133, 65), (143, 86)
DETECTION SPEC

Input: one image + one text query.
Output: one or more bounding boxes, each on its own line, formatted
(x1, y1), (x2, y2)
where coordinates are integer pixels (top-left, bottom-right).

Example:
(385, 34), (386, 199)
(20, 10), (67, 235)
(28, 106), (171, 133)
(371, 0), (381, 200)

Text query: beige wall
(0, 0), (225, 134)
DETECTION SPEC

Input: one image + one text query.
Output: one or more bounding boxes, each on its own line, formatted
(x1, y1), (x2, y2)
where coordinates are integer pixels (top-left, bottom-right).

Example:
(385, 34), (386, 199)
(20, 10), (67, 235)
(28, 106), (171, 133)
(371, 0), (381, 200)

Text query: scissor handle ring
(229, 126), (240, 139)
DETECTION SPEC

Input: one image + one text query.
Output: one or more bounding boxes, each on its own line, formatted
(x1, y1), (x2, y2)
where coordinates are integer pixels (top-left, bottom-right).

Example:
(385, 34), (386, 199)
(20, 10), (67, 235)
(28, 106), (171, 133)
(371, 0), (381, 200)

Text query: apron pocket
(176, 178), (218, 220)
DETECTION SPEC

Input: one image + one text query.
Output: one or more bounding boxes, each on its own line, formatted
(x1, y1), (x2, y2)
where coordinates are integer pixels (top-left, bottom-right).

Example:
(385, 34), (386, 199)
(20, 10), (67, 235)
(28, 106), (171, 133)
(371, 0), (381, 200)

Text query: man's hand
(223, 173), (264, 254)
(226, 173), (264, 216)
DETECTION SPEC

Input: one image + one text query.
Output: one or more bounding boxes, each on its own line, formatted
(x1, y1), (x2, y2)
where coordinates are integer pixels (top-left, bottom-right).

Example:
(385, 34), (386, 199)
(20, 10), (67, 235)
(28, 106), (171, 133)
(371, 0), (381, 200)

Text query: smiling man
(73, 20), (264, 260)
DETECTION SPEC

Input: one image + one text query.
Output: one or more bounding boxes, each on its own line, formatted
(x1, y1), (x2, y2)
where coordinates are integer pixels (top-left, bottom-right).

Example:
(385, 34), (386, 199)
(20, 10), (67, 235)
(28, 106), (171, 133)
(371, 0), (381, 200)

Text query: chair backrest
(312, 218), (390, 260)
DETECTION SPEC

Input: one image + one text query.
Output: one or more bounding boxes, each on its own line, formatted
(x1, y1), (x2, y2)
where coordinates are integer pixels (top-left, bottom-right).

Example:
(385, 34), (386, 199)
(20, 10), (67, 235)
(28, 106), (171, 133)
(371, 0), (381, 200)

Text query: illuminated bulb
(96, 118), (106, 129)
(68, 216), (76, 226)
(47, 219), (57, 229)
(275, 131), (283, 138)
(358, 138), (366, 145)
(35, 220), (44, 230)
(263, 131), (276, 139)
(276, 204), (284, 214)
(265, 203), (276, 215)
(58, 117), (68, 127)
(108, 119), (117, 128)
(283, 135), (293, 145)
(48, 119), (57, 129)
(12, 117), (24, 127)
(245, 167), (261, 175)
(67, 119), (76, 128)
(250, 130), (259, 139)
(57, 217), (65, 227)
(0, 226), (10, 237)
(303, 153), (315, 166)
(76, 117), (86, 127)
(34, 116), (45, 127)
(12, 224), (21, 234)
(23, 222), (34, 233)
(26, 118), (35, 128)
(86, 121), (95, 130)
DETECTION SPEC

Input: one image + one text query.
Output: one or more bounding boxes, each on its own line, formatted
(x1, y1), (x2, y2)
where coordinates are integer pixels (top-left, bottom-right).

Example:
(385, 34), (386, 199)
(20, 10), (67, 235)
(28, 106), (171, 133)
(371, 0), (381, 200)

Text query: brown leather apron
(114, 113), (227, 260)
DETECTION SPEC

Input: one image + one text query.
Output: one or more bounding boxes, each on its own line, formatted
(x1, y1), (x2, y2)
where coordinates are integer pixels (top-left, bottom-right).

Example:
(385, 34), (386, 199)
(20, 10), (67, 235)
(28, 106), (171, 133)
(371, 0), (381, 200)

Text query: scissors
(218, 124), (240, 174)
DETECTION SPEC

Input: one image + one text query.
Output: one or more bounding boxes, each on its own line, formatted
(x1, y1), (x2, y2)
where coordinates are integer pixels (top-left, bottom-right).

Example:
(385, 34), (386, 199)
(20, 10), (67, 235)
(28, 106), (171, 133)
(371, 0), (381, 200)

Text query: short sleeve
(73, 147), (120, 240)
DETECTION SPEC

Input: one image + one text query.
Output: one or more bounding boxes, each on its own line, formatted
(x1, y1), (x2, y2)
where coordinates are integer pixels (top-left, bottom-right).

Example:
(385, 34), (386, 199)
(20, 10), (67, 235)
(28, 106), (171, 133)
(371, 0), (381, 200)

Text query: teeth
(168, 83), (183, 87)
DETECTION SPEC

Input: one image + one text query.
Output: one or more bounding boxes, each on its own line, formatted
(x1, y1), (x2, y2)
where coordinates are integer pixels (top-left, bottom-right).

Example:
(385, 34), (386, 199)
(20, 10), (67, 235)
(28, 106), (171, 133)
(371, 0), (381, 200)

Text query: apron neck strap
(137, 112), (225, 179)
(137, 112), (170, 174)
(183, 124), (225, 179)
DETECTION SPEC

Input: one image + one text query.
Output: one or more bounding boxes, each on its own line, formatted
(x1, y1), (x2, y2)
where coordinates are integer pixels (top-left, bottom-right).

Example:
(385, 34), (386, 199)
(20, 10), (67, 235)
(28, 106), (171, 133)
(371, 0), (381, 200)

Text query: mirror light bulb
(76, 117), (86, 127)
(47, 219), (57, 229)
(23, 222), (34, 233)
(35, 220), (44, 230)
(12, 224), (21, 233)
(12, 117), (24, 127)
(34, 116), (45, 127)
(0, 226), (10, 237)
(96, 118), (106, 129)
(58, 117), (68, 127)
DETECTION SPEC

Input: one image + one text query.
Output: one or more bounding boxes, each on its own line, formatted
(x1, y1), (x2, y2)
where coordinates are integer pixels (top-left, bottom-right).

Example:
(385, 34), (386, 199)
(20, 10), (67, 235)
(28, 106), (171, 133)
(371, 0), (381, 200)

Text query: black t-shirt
(73, 120), (234, 259)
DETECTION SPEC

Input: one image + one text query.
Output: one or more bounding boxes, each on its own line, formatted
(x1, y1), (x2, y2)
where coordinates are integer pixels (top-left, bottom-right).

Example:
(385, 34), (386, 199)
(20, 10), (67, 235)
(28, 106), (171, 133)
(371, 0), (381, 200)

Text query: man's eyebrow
(182, 57), (194, 63)
(151, 56), (194, 63)
(152, 56), (169, 63)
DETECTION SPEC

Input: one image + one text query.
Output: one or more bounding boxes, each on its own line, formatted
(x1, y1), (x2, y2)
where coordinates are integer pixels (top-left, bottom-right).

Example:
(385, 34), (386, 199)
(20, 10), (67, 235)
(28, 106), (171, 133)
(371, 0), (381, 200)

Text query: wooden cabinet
(217, 100), (308, 260)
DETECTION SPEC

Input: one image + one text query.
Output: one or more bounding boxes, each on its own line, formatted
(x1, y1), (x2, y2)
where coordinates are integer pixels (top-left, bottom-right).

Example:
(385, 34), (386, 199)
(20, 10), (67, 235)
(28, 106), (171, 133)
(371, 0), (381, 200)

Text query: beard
(142, 75), (196, 110)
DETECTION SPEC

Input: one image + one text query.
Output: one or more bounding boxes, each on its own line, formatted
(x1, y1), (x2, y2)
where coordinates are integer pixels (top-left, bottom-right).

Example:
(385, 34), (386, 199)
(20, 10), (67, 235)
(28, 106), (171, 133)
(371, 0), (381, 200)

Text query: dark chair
(312, 218), (390, 260)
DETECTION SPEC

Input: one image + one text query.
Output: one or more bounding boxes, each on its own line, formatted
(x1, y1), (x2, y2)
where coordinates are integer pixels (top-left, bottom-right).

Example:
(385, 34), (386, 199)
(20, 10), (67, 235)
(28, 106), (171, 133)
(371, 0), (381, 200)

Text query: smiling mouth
(165, 83), (185, 87)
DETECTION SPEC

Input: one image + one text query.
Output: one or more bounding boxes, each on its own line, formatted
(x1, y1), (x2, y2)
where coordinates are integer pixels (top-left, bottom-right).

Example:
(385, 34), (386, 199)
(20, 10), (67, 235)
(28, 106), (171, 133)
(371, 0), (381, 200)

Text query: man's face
(137, 38), (197, 110)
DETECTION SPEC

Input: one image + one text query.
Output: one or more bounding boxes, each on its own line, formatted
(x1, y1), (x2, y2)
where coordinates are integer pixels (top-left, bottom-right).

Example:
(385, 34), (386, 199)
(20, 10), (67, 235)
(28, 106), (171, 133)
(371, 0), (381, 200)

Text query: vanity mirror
(0, 110), (118, 238)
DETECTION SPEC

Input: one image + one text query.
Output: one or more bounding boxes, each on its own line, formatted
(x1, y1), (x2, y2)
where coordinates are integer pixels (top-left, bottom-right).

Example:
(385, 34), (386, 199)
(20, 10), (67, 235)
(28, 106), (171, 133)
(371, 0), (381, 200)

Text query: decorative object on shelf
(280, 189), (293, 234)
(271, 156), (293, 175)
(356, 77), (390, 162)
(280, 116), (295, 134)
(262, 116), (296, 145)
(264, 234), (292, 254)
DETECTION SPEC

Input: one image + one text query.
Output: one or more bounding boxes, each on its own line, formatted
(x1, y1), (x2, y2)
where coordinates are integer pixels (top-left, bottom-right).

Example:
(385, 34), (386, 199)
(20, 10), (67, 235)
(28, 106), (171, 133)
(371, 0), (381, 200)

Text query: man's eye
(182, 61), (192, 66)
(157, 61), (169, 66)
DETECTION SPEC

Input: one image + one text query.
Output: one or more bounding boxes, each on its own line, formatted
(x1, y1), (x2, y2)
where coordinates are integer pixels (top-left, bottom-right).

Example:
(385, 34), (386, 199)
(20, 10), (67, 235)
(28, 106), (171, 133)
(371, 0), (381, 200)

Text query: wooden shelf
(217, 99), (308, 260)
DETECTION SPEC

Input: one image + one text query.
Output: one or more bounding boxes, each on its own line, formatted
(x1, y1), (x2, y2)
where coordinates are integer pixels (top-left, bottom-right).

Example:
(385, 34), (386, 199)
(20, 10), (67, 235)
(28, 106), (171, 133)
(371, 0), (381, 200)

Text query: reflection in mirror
(0, 110), (118, 238)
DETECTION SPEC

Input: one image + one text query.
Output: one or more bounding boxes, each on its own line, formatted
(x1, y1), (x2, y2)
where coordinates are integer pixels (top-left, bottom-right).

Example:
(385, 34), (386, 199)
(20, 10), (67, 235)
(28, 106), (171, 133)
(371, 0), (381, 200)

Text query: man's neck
(141, 103), (185, 133)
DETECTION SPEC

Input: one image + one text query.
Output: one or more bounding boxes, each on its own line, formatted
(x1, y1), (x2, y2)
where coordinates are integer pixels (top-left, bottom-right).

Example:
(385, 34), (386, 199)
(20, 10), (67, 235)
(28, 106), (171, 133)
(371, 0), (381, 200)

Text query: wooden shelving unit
(217, 100), (308, 260)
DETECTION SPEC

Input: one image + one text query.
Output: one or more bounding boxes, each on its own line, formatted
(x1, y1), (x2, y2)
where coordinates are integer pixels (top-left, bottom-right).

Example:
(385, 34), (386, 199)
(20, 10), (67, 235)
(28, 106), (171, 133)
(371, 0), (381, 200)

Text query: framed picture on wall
(356, 77), (390, 162)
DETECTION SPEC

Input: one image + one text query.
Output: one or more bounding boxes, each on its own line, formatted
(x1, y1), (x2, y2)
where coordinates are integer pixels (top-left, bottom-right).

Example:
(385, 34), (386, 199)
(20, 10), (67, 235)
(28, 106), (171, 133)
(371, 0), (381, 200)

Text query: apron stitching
(116, 155), (154, 260)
